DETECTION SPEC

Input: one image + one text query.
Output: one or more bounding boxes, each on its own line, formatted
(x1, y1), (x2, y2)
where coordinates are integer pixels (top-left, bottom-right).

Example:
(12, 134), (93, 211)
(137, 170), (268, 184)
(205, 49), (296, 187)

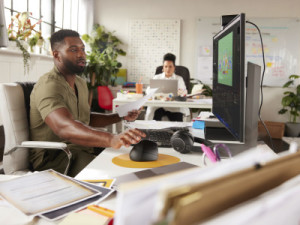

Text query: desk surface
(75, 146), (204, 180)
(112, 98), (212, 133)
(113, 98), (212, 109)
(75, 146), (204, 211)
(0, 142), (277, 225)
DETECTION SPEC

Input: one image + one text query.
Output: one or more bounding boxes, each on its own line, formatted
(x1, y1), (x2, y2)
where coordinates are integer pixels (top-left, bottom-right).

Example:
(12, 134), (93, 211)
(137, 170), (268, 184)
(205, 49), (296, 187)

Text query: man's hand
(110, 128), (146, 149)
(123, 108), (142, 122)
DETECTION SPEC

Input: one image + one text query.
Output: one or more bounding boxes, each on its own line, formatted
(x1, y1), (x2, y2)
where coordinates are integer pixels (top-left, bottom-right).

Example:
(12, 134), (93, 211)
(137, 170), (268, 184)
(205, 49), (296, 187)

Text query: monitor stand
(206, 62), (261, 156)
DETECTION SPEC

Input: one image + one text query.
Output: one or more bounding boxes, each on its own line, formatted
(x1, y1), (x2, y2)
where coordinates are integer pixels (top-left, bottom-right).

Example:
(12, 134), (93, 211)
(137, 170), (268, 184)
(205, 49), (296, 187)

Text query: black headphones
(170, 130), (213, 154)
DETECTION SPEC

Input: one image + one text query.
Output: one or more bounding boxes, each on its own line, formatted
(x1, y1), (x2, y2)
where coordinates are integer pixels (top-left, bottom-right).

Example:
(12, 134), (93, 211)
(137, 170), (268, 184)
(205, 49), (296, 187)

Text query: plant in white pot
(278, 74), (300, 137)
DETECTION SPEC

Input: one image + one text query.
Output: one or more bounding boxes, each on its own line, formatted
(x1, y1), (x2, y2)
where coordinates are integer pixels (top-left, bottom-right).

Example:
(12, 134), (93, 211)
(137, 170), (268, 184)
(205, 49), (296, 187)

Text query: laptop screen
(150, 79), (178, 96)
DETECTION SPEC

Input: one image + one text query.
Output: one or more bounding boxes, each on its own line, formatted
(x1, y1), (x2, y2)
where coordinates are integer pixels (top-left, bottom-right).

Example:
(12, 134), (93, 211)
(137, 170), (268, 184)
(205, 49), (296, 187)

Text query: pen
(87, 205), (115, 218)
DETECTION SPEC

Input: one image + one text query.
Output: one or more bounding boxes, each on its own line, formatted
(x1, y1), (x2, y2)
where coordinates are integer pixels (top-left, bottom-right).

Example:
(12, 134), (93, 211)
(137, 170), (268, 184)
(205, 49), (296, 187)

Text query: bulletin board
(196, 17), (300, 86)
(128, 19), (181, 84)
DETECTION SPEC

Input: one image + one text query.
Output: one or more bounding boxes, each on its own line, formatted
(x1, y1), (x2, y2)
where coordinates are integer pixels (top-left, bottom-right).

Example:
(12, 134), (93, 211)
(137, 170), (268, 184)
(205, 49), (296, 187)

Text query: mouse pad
(112, 153), (180, 168)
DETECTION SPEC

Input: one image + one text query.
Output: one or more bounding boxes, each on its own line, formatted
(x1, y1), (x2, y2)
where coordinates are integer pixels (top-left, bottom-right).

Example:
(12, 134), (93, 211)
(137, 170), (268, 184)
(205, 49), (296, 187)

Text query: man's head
(50, 29), (86, 75)
(162, 53), (176, 78)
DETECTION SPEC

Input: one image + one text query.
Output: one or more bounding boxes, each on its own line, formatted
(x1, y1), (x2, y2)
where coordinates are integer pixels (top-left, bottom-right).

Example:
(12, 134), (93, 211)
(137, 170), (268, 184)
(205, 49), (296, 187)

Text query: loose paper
(116, 88), (158, 117)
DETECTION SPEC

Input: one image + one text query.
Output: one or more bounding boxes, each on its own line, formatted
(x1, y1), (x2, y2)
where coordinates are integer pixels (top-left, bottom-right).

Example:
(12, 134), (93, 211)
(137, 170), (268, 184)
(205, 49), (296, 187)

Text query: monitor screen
(212, 14), (246, 142)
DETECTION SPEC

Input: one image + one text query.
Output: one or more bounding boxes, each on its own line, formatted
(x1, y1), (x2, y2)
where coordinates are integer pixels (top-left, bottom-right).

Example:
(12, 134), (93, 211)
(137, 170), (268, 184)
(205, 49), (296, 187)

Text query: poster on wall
(196, 17), (300, 87)
(128, 19), (181, 84)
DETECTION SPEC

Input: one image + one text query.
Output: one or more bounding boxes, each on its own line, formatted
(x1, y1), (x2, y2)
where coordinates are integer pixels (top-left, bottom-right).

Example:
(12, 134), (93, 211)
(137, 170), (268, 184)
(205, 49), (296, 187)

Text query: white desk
(75, 145), (204, 211)
(112, 98), (212, 133)
(0, 142), (278, 225)
(76, 146), (204, 180)
(0, 147), (201, 225)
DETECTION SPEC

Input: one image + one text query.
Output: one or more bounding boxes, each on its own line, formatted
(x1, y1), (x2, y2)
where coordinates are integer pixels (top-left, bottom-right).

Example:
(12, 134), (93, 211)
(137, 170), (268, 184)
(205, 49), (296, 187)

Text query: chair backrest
(0, 82), (35, 174)
(155, 65), (190, 92)
(97, 86), (114, 111)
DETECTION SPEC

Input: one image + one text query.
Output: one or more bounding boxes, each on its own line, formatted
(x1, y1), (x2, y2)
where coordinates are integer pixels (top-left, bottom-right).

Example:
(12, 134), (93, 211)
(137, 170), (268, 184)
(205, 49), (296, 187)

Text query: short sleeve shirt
(29, 66), (92, 168)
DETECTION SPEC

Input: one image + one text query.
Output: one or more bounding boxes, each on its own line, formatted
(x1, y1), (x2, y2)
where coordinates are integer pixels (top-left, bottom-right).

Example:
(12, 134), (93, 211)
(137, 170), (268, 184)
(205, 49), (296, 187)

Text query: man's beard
(62, 57), (85, 74)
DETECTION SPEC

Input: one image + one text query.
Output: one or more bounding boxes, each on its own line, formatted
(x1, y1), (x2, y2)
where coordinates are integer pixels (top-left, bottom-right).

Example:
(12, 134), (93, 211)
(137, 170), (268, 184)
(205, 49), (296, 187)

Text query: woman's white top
(145, 72), (190, 120)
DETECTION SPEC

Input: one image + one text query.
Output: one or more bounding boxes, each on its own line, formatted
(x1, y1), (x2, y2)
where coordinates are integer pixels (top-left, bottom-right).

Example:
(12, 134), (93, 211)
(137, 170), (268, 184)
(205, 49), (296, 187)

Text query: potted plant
(278, 74), (300, 137)
(80, 24), (126, 108)
(7, 12), (44, 74)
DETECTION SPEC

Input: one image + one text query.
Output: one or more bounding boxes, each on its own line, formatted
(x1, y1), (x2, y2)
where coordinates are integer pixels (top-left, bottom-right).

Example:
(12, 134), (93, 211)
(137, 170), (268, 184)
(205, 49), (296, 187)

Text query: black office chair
(155, 65), (190, 92)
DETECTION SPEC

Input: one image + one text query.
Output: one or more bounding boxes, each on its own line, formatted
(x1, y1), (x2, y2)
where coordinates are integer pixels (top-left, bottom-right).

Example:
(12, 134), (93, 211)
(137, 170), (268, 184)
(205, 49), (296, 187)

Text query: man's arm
(45, 108), (145, 149)
(90, 112), (122, 127)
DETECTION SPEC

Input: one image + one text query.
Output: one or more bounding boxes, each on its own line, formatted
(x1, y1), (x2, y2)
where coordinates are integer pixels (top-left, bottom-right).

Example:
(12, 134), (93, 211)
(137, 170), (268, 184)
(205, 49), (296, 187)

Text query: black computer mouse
(129, 140), (158, 162)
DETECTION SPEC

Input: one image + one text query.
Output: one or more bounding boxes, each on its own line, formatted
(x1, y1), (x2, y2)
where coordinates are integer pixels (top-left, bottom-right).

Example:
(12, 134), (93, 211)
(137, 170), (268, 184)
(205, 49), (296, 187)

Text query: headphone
(170, 130), (214, 154)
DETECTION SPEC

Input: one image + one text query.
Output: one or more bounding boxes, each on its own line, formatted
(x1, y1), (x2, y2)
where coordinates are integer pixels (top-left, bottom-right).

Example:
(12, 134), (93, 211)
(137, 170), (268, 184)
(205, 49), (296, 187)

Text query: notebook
(150, 79), (178, 96)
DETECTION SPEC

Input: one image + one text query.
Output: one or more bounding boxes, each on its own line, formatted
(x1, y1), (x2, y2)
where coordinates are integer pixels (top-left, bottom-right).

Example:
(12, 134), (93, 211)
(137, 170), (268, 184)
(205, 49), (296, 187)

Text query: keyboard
(140, 127), (189, 147)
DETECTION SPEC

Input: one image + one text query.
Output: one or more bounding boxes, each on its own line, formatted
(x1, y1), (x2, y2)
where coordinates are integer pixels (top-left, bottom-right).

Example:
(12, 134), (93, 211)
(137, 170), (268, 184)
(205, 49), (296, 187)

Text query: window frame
(4, 0), (81, 47)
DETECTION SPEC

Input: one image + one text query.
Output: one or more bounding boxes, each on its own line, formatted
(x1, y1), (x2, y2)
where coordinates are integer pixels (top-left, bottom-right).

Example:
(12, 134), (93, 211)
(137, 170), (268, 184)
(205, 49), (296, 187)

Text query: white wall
(94, 0), (300, 123)
(0, 49), (54, 125)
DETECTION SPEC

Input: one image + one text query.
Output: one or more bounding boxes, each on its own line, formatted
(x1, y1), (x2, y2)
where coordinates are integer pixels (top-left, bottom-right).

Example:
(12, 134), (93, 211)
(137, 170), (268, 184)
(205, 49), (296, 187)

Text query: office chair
(154, 65), (191, 121)
(0, 83), (71, 175)
(155, 65), (190, 92)
(97, 86), (114, 111)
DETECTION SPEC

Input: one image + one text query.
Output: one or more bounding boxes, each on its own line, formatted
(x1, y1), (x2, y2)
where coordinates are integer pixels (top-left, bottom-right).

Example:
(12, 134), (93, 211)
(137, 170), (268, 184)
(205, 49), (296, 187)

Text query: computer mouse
(129, 140), (158, 162)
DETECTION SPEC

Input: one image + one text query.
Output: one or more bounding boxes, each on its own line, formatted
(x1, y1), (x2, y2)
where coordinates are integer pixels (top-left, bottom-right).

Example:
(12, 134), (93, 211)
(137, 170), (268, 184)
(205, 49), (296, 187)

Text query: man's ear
(52, 50), (61, 62)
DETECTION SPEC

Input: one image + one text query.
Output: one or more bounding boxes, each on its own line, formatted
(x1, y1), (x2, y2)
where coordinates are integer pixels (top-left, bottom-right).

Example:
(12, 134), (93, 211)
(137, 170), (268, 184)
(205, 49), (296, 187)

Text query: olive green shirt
(30, 66), (93, 169)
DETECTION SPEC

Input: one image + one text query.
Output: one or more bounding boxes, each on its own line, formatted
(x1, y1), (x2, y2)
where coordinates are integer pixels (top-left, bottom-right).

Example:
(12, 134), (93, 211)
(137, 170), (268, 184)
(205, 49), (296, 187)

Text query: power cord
(246, 20), (276, 151)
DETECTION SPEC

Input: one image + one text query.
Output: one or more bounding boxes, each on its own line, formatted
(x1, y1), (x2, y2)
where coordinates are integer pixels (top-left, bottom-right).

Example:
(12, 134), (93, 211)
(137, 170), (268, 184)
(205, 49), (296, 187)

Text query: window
(4, 0), (92, 54)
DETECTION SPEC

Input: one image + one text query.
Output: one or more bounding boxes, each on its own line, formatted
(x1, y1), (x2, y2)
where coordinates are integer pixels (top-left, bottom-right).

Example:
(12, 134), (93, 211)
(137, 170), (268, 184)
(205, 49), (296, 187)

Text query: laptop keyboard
(140, 127), (189, 147)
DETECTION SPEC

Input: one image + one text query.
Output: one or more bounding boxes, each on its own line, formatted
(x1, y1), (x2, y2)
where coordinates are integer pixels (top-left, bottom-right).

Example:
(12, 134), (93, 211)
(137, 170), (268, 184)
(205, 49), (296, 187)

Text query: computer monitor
(208, 13), (261, 152)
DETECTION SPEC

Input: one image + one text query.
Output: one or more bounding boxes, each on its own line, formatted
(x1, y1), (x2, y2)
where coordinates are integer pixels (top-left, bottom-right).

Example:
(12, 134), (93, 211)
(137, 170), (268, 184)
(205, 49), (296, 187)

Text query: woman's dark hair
(163, 53), (176, 66)
(50, 29), (80, 51)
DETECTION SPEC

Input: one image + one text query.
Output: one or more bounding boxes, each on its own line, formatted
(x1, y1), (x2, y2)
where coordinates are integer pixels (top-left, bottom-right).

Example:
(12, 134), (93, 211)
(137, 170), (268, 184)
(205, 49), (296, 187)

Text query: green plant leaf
(279, 74), (300, 122)
(283, 80), (294, 88)
(281, 96), (293, 107)
(278, 108), (288, 114)
(289, 74), (300, 80)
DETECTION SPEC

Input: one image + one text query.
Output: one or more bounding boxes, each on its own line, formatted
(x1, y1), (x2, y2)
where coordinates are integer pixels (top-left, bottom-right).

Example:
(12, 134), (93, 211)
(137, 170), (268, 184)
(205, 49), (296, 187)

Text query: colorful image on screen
(218, 32), (233, 86)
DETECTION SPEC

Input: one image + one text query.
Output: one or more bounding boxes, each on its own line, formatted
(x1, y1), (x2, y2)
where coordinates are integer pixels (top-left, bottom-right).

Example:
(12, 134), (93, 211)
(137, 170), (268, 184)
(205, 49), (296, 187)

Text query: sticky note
(192, 120), (205, 129)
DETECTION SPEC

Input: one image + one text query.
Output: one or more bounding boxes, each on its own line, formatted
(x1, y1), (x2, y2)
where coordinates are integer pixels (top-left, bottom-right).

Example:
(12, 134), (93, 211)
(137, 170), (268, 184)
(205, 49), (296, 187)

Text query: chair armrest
(4, 141), (72, 175)
(21, 141), (67, 149)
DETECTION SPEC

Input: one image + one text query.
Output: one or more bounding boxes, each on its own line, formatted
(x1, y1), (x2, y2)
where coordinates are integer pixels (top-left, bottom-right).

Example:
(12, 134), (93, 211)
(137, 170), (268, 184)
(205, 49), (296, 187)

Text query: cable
(246, 20), (276, 151)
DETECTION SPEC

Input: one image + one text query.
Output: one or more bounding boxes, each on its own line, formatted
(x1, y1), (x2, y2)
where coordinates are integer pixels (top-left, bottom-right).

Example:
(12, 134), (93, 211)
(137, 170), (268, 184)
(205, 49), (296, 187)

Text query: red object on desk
(97, 86), (114, 110)
(108, 218), (114, 225)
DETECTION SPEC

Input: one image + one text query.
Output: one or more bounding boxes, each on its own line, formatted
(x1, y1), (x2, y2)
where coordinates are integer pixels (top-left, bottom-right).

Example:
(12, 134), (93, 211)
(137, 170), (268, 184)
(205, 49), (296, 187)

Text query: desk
(112, 98), (212, 133)
(76, 147), (203, 180)
(0, 142), (278, 225)
(75, 146), (204, 210)
(76, 143), (278, 225)
(0, 146), (202, 225)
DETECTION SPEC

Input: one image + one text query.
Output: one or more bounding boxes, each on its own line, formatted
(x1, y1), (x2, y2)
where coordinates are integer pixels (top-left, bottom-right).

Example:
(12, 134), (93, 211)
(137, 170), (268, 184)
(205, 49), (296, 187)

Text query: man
(30, 29), (145, 177)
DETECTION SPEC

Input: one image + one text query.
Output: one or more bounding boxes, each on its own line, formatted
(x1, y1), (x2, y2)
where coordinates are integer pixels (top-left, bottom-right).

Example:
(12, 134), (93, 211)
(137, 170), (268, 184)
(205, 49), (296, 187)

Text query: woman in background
(145, 53), (189, 121)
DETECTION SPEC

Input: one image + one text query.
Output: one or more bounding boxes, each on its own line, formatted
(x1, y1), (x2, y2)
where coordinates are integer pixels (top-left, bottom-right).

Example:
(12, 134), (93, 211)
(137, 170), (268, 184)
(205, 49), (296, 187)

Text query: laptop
(150, 79), (178, 96)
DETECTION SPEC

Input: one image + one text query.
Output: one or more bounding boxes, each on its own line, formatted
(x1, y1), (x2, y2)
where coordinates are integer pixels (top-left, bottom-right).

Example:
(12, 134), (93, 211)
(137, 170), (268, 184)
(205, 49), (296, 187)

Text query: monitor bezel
(212, 13), (246, 142)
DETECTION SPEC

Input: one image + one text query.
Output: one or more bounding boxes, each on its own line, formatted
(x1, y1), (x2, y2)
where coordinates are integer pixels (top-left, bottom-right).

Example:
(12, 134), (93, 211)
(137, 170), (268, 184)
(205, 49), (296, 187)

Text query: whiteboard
(196, 17), (300, 86)
(128, 19), (180, 84)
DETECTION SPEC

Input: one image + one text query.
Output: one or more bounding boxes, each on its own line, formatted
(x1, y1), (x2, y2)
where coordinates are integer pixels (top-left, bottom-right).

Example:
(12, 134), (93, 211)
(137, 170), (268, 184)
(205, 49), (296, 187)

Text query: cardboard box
(258, 121), (285, 139)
